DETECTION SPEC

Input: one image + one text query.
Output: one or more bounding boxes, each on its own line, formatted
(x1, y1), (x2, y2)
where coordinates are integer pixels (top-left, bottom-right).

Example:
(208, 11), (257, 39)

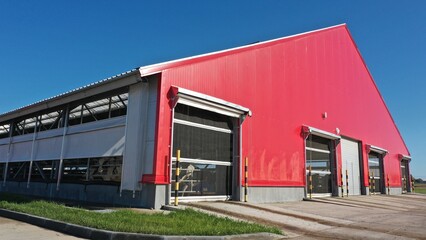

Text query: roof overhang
(398, 154), (411, 162)
(170, 86), (251, 120)
(0, 70), (144, 123)
(366, 144), (388, 155)
(302, 125), (341, 140)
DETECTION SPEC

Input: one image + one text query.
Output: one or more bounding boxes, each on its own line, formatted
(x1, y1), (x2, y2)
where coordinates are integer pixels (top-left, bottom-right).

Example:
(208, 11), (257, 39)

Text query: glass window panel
(174, 104), (233, 130)
(306, 135), (330, 151)
(373, 179), (381, 192)
(172, 123), (233, 162)
(171, 162), (232, 197)
(368, 153), (381, 178)
(306, 172), (332, 194)
(306, 150), (330, 172)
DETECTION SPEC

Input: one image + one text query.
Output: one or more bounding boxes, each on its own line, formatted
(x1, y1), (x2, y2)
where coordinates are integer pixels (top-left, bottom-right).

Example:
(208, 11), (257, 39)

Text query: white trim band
(172, 86), (252, 119)
(303, 126), (340, 140)
(399, 154), (411, 161)
(174, 119), (232, 134)
(368, 145), (388, 154)
(171, 157), (232, 166)
(306, 147), (331, 154)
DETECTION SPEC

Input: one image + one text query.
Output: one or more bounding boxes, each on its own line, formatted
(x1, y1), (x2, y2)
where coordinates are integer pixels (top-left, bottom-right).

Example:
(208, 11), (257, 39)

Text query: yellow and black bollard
(244, 157), (248, 202)
(308, 165), (313, 199)
(387, 174), (390, 195)
(368, 172), (372, 195)
(340, 168), (344, 198)
(174, 149), (181, 206)
(345, 169), (349, 197)
(372, 172), (375, 194)
(403, 177), (407, 193)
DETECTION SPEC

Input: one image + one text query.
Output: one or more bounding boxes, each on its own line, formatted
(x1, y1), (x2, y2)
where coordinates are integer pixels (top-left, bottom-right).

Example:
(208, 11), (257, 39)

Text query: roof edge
(139, 23), (347, 76)
(0, 69), (141, 122)
(343, 25), (411, 155)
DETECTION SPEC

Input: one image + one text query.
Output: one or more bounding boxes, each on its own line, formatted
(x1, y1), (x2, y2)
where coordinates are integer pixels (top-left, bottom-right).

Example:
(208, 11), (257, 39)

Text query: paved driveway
(187, 194), (426, 239)
(0, 216), (84, 240)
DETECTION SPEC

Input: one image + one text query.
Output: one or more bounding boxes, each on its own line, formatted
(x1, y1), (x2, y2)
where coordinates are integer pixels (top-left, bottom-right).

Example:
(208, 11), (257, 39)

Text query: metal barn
(0, 24), (411, 209)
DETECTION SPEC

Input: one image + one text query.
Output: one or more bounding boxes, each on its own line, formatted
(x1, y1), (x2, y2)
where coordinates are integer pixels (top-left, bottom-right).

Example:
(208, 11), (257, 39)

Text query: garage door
(341, 139), (361, 195)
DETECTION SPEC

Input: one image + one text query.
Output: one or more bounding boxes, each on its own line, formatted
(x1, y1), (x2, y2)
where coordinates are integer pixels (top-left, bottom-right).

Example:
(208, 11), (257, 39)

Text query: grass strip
(414, 184), (426, 194)
(0, 194), (281, 236)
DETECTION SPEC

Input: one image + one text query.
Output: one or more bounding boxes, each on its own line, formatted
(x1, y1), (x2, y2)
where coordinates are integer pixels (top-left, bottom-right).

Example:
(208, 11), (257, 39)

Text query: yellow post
(345, 169), (349, 197)
(369, 172), (372, 196)
(387, 174), (390, 195)
(372, 171), (375, 194)
(309, 165), (312, 199)
(403, 177), (407, 193)
(244, 157), (248, 202)
(340, 168), (344, 198)
(174, 149), (180, 206)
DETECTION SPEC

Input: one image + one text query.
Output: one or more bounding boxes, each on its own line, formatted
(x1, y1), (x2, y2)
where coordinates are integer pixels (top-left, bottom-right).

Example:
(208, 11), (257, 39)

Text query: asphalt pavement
(0, 216), (85, 240)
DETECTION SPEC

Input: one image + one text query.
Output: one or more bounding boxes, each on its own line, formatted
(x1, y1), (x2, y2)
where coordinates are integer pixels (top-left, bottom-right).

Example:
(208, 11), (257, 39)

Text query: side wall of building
(0, 75), (160, 208)
(148, 26), (410, 202)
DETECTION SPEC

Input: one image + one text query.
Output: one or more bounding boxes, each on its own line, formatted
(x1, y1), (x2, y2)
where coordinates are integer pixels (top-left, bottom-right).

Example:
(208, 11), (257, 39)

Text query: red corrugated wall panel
(145, 25), (409, 188)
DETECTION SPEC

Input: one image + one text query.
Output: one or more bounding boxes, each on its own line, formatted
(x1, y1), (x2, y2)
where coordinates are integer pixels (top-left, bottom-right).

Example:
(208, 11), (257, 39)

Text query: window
(6, 162), (29, 181)
(306, 135), (333, 194)
(68, 93), (128, 126)
(172, 104), (235, 198)
(0, 124), (10, 139)
(62, 157), (122, 184)
(2, 89), (129, 138)
(30, 160), (59, 182)
(12, 117), (37, 136)
(368, 152), (382, 193)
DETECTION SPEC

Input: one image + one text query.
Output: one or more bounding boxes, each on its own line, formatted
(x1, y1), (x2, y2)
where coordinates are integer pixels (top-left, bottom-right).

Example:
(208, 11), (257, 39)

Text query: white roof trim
(368, 145), (388, 154)
(304, 126), (340, 140)
(399, 154), (411, 161)
(139, 24), (346, 76)
(173, 86), (251, 119)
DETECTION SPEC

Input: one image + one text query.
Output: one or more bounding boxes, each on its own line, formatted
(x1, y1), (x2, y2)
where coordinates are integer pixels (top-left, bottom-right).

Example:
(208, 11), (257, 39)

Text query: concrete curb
(0, 208), (282, 240)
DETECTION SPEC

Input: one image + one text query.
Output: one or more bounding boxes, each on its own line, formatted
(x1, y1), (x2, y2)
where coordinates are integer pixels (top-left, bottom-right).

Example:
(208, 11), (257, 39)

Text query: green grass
(0, 194), (281, 236)
(414, 183), (426, 194)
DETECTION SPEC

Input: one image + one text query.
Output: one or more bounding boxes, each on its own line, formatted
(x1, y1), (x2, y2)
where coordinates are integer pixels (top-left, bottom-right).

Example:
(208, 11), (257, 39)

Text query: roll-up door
(341, 138), (361, 195)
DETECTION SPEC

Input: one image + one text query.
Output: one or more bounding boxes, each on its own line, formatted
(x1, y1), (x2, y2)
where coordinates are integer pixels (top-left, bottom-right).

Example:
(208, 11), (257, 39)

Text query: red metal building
(0, 24), (411, 208)
(139, 23), (411, 204)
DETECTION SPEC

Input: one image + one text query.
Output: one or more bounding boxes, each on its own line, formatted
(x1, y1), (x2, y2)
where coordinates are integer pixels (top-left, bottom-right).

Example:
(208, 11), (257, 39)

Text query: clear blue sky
(1, 1), (425, 179)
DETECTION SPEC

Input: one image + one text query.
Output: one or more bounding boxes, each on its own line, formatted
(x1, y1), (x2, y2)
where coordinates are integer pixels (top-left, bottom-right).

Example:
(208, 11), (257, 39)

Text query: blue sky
(0, 1), (425, 179)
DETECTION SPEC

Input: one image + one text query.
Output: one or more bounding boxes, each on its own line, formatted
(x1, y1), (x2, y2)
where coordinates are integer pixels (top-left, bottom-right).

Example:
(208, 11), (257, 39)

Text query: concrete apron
(184, 194), (426, 240)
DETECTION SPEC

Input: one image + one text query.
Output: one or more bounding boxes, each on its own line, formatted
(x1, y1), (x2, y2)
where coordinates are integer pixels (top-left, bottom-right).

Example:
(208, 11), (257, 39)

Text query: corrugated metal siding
(341, 138), (361, 195)
(151, 25), (409, 187)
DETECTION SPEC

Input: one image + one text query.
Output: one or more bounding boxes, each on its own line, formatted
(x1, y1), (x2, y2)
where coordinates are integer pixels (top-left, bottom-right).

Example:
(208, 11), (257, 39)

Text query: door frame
(166, 86), (251, 204)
